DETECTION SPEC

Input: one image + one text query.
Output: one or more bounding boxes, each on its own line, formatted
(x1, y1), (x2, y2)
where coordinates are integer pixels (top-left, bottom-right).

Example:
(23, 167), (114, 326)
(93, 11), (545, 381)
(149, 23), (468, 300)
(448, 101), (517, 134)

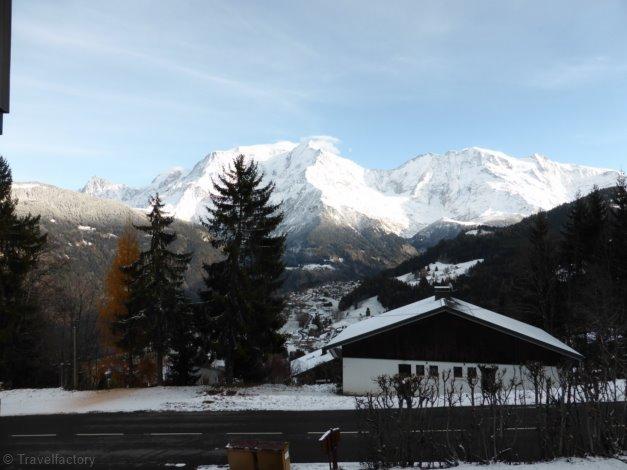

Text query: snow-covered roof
(323, 296), (582, 360)
(290, 349), (336, 376)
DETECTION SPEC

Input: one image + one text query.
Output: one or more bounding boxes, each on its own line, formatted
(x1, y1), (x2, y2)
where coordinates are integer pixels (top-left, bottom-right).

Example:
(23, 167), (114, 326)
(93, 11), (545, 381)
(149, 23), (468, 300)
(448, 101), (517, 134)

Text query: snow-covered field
(197, 458), (627, 470)
(3, 381), (624, 416)
(397, 259), (483, 285)
(0, 384), (355, 416)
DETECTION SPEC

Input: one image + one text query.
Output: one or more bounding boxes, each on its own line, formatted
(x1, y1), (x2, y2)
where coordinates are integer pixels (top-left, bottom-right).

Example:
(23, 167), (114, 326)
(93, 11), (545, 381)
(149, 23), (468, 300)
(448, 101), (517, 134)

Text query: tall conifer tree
(125, 195), (192, 385)
(524, 211), (560, 334)
(0, 156), (47, 387)
(199, 155), (286, 384)
(560, 192), (589, 278)
(609, 174), (627, 288)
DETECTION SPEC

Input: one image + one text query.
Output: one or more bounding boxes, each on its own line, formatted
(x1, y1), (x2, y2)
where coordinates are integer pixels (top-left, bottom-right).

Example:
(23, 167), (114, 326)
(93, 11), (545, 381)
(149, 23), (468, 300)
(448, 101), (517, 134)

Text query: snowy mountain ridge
(81, 138), (619, 238)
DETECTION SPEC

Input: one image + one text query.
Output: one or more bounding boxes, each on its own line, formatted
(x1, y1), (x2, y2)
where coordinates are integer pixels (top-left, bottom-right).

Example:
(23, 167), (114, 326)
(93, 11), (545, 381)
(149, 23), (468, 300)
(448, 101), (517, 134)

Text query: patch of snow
(333, 296), (386, 330)
(465, 229), (493, 236)
(0, 384), (353, 415)
(49, 218), (56, 223)
(1, 381), (622, 416)
(197, 459), (627, 470)
(77, 225), (96, 231)
(397, 259), (483, 285)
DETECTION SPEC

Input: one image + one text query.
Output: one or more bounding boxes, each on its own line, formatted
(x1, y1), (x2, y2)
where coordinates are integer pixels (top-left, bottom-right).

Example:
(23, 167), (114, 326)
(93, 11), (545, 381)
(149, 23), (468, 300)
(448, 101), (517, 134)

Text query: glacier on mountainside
(81, 138), (620, 238)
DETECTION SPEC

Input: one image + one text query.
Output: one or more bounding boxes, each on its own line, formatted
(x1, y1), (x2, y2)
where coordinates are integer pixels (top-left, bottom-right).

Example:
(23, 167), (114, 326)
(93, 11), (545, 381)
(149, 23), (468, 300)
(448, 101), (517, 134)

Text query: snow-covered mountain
(81, 139), (619, 237)
(80, 138), (619, 275)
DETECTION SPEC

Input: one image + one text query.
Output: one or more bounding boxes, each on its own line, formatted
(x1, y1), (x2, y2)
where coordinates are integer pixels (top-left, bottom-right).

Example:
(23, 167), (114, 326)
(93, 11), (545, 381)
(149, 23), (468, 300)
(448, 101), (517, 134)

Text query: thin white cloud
(15, 20), (311, 113)
(528, 56), (627, 89)
(302, 135), (342, 154)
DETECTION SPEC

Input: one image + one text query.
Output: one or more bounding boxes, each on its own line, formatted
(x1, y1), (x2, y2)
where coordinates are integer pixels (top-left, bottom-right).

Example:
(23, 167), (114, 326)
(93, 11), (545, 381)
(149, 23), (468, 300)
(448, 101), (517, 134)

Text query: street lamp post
(72, 320), (78, 390)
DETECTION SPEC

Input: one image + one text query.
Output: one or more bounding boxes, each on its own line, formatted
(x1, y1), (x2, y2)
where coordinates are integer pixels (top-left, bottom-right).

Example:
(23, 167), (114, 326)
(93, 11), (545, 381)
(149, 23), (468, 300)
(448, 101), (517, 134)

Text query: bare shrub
(355, 363), (626, 466)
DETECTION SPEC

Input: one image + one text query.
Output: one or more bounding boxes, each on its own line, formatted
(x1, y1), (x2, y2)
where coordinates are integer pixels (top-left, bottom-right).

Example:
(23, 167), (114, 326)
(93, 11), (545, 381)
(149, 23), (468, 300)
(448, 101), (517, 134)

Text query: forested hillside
(340, 183), (626, 362)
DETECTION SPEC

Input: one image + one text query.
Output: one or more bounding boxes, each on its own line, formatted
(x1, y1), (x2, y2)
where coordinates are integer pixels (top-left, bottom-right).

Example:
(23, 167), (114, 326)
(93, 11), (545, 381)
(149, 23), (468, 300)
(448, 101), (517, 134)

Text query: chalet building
(323, 286), (583, 395)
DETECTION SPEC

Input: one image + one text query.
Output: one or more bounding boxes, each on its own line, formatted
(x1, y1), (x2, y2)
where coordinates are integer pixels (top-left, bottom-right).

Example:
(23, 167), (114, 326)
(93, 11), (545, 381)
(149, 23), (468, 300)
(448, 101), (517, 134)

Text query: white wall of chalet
(342, 357), (560, 395)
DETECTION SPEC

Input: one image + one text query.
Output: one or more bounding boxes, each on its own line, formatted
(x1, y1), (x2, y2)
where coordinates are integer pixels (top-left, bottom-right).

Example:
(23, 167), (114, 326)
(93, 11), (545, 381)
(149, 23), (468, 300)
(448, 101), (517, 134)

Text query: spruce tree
(167, 306), (199, 385)
(584, 185), (608, 258)
(523, 211), (559, 334)
(199, 155), (286, 384)
(609, 174), (627, 358)
(560, 192), (589, 278)
(125, 194), (192, 385)
(609, 174), (627, 288)
(0, 156), (47, 387)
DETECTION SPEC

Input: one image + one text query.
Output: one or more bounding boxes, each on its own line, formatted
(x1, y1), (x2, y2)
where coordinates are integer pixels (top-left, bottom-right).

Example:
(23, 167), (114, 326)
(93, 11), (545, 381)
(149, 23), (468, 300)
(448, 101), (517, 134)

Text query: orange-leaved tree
(98, 223), (140, 387)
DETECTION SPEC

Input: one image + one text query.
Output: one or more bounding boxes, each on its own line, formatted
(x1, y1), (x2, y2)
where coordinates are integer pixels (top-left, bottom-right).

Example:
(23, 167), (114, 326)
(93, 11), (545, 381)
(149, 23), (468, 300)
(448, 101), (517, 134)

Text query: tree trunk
(126, 353), (135, 387)
(225, 340), (235, 385)
(156, 348), (163, 385)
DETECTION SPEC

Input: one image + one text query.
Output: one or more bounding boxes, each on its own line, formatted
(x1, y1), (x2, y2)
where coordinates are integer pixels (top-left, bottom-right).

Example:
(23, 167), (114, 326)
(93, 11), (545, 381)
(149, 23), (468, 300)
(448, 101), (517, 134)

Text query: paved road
(1, 405), (624, 469)
(0, 410), (365, 469)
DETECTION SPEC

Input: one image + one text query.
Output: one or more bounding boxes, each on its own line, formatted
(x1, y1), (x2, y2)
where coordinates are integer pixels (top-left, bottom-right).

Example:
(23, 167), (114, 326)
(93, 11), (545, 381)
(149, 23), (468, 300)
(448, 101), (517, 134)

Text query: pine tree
(584, 185), (608, 258)
(523, 211), (559, 333)
(560, 192), (589, 278)
(0, 156), (47, 387)
(167, 306), (199, 385)
(199, 155), (286, 384)
(125, 194), (192, 385)
(608, 174), (627, 359)
(609, 173), (627, 290)
(100, 223), (140, 386)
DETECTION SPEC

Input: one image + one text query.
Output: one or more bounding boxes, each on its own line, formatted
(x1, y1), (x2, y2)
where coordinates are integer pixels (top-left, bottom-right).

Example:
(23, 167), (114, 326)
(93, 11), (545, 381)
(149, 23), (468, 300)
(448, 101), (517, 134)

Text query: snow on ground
(465, 228), (493, 236)
(397, 259), (483, 285)
(197, 458), (627, 470)
(77, 224), (96, 231)
(0, 384), (354, 416)
(1, 381), (624, 416)
(333, 296), (386, 329)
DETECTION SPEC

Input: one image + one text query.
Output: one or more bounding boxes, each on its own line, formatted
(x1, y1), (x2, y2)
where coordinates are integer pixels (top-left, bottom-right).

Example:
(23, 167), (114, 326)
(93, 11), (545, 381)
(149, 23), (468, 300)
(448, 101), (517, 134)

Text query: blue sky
(1, 0), (626, 189)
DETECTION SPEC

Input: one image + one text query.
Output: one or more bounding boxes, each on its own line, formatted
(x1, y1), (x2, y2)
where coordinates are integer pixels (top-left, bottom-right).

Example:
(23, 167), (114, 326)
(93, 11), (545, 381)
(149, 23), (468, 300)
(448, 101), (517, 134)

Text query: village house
(323, 286), (583, 395)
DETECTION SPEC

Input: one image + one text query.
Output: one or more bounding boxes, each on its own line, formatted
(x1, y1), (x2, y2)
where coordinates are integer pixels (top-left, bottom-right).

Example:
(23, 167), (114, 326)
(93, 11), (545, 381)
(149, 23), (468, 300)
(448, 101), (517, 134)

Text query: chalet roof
(323, 296), (583, 360)
(290, 349), (335, 376)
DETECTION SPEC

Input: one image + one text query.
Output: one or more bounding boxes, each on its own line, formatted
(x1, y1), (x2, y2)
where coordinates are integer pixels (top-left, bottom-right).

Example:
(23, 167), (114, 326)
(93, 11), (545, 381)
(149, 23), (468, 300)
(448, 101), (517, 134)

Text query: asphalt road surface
(1, 405), (624, 469)
(1, 410), (365, 469)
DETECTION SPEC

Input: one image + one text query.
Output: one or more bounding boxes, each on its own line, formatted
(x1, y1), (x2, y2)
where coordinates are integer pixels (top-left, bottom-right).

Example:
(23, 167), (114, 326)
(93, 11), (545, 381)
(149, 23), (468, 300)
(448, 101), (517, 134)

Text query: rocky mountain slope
(13, 183), (220, 293)
(81, 139), (619, 275)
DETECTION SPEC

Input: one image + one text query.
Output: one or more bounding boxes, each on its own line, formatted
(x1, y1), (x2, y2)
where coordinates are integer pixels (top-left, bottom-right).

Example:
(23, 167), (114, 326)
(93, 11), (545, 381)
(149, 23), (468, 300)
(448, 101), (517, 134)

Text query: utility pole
(72, 320), (78, 390)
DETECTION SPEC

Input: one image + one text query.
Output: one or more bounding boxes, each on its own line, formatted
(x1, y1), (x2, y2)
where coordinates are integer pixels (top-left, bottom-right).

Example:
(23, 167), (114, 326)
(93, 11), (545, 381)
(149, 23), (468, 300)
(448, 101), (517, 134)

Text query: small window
(453, 366), (463, 378)
(467, 367), (477, 379)
(415, 365), (425, 376)
(398, 364), (411, 376)
(429, 365), (439, 377)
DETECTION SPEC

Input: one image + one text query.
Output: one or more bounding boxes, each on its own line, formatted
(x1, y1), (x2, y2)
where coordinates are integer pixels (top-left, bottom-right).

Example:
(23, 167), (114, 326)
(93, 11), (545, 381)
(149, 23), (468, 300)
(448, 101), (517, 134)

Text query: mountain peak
(80, 176), (121, 192)
(81, 138), (620, 238)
